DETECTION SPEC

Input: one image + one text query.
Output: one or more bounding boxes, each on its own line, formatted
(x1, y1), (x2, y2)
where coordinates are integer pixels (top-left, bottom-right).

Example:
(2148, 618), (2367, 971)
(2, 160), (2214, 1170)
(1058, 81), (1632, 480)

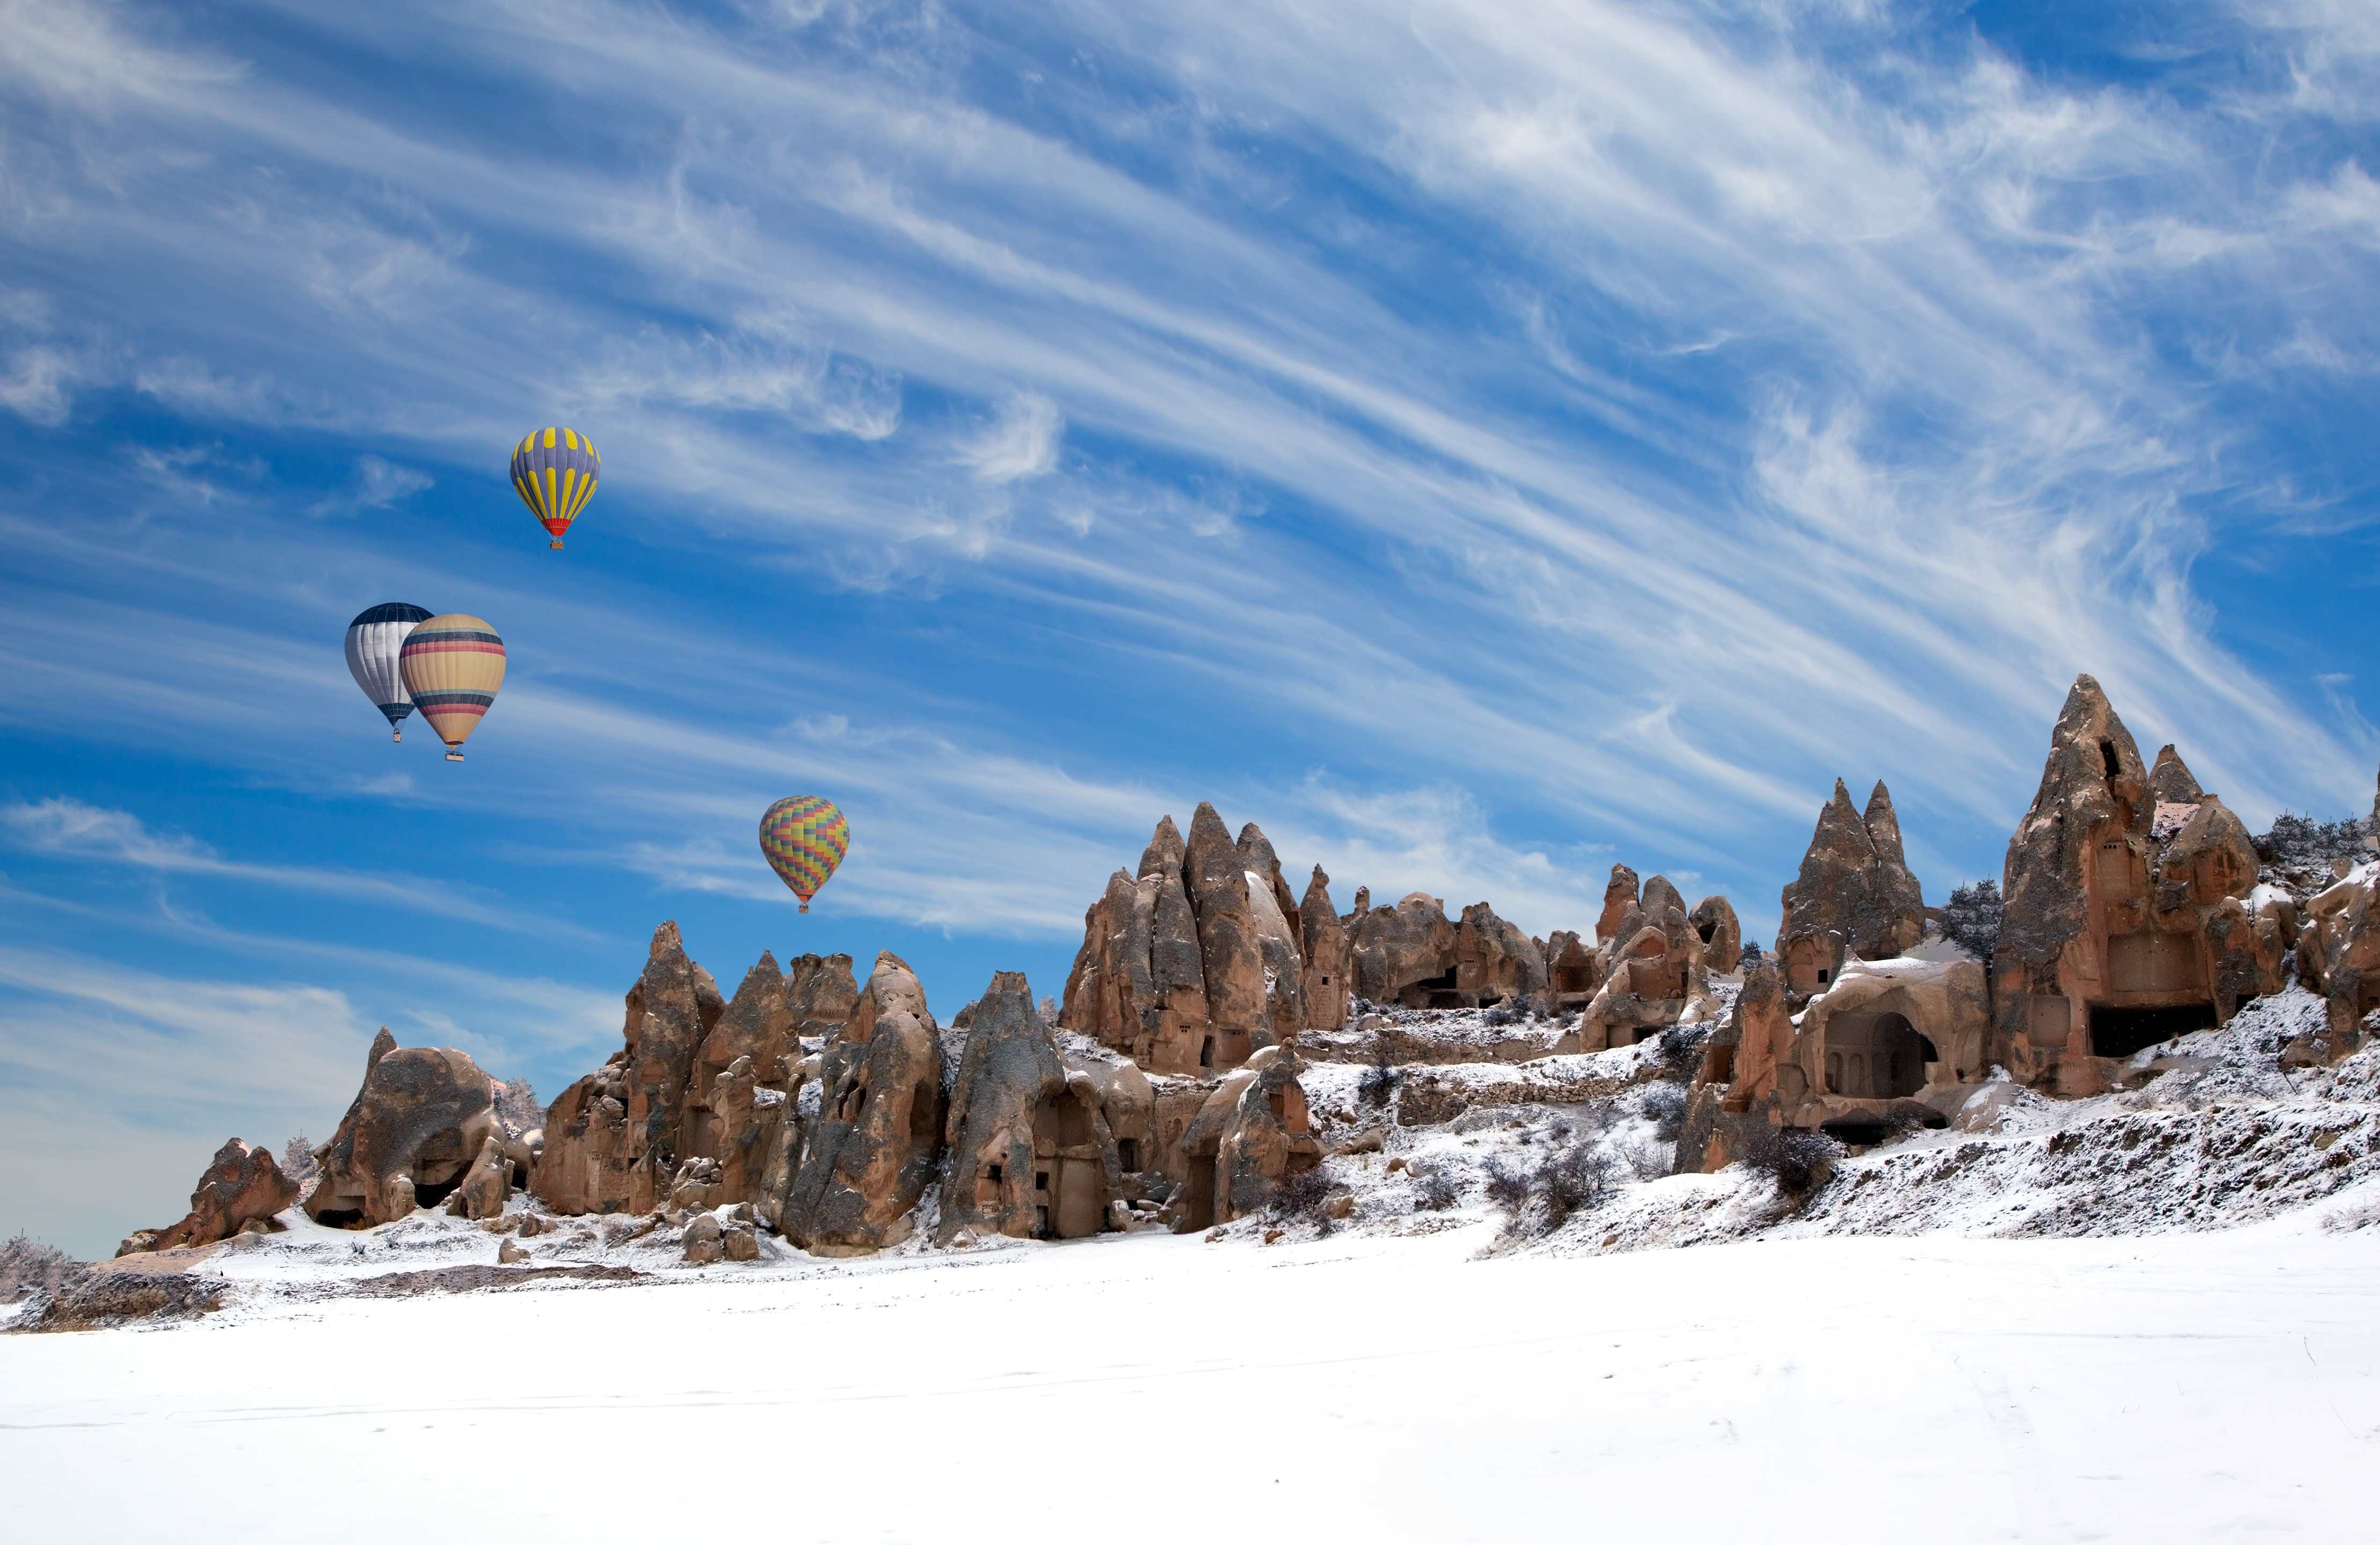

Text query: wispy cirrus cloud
(0, 797), (586, 941)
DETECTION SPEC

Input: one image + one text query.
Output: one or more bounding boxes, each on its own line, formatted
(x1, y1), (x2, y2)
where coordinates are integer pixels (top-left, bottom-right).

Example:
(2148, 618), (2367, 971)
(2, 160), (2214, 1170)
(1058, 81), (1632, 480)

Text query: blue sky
(4, 0), (2376, 1256)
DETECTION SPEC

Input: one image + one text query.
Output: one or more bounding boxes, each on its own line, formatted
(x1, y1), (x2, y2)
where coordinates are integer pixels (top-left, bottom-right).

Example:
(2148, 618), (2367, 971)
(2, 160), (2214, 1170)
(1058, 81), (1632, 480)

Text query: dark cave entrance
(2088, 1002), (2216, 1058)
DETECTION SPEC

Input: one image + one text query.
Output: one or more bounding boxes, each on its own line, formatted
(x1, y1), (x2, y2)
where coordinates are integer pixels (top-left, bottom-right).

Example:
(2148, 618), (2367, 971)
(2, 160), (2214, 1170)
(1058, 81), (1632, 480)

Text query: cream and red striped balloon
(398, 614), (506, 761)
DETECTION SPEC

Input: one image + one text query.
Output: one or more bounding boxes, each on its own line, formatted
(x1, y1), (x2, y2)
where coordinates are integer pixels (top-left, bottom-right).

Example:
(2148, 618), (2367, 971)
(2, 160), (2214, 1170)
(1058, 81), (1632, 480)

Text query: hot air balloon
(344, 602), (433, 741)
(397, 613), (506, 761)
(511, 427), (599, 549)
(759, 795), (849, 912)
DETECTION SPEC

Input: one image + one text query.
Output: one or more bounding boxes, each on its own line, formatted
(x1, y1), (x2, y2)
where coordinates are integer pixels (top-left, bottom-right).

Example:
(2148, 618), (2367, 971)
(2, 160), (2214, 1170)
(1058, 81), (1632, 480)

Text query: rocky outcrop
(535, 922), (725, 1216)
(1544, 930), (1601, 1006)
(1453, 902), (1546, 1006)
(442, 1135), (515, 1223)
(1299, 866), (1351, 1032)
(1237, 822), (1306, 1046)
(938, 973), (1130, 1243)
(774, 952), (946, 1256)
(1596, 865), (1639, 943)
(1993, 679), (2281, 1095)
(306, 1035), (500, 1228)
(787, 952), (860, 1038)
(1183, 804), (1268, 1062)
(1170, 1046), (1318, 1231)
(1689, 895), (1742, 973)
(118, 1139), (299, 1255)
(1060, 818), (1216, 1074)
(1570, 874), (1715, 1051)
(1775, 780), (1926, 999)
(1350, 891), (1460, 1007)
(2298, 865), (2380, 1038)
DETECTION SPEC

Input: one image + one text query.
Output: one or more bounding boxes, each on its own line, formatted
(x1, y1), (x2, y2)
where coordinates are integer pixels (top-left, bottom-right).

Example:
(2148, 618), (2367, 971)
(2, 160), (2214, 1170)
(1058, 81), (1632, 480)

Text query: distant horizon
(4, 0), (2376, 1258)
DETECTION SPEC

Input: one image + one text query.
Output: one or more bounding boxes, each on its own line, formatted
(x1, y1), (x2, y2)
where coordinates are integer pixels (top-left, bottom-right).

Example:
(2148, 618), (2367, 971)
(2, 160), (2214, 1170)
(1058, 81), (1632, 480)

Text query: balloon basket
(392, 730), (402, 743)
(550, 538), (564, 549)
(445, 751), (464, 762)
(798, 903), (811, 913)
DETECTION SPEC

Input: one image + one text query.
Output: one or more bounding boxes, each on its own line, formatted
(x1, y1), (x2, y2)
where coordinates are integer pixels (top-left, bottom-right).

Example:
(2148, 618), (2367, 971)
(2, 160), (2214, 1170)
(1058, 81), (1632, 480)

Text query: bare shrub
(1742, 1126), (1838, 1203)
(1642, 1084), (1688, 1142)
(1533, 1143), (1617, 1231)
(1411, 1169), (1460, 1211)
(1267, 1165), (1335, 1224)
(0, 1234), (76, 1303)
(1357, 1031), (1402, 1108)
(1655, 1024), (1706, 1078)
(1483, 1160), (1531, 1219)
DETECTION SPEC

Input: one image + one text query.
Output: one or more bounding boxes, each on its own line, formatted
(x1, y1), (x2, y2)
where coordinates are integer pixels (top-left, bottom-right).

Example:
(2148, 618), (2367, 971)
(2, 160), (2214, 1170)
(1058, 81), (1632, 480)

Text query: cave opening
(2089, 1002), (2216, 1057)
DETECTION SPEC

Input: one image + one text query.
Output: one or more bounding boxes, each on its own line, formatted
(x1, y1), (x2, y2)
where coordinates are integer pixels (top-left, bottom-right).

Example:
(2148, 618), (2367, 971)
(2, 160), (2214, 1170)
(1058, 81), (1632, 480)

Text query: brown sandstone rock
(1238, 822), (1307, 1044)
(1171, 1046), (1319, 1230)
(1183, 804), (1268, 1061)
(120, 1138), (299, 1254)
(1454, 902), (1546, 1006)
(307, 1035), (500, 1228)
(2298, 867), (2380, 1037)
(1299, 866), (1351, 1032)
(1350, 891), (1459, 1007)
(938, 972), (1125, 1243)
(440, 1135), (513, 1222)
(534, 921), (724, 1217)
(1596, 866), (1640, 943)
(787, 952), (860, 1038)
(774, 952), (946, 1256)
(1994, 677), (2281, 1095)
(1544, 930), (1601, 1005)
(1775, 780), (1925, 998)
(1059, 817), (1216, 1074)
(1689, 896), (1743, 973)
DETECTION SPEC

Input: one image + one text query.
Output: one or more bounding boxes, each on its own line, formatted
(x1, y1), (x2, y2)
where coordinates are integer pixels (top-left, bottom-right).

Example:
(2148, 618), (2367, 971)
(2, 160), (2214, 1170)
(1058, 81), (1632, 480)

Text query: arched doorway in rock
(1030, 1088), (1108, 1239)
(1178, 1133), (1220, 1231)
(1824, 1010), (1935, 1099)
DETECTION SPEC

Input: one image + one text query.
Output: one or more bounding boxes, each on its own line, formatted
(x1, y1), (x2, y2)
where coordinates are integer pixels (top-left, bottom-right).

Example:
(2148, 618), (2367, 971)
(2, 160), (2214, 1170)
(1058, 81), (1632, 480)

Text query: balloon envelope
(759, 795), (849, 911)
(398, 613), (506, 761)
(344, 602), (432, 741)
(511, 427), (599, 549)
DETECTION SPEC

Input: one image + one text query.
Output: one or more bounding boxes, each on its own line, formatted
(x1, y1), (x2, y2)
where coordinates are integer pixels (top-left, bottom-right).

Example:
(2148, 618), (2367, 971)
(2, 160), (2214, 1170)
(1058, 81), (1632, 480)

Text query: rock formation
(938, 972), (1131, 1243)
(1237, 821), (1306, 1045)
(787, 951), (860, 1037)
(1570, 874), (1715, 1051)
(1060, 816), (1216, 1074)
(1775, 780), (1926, 999)
(118, 1138), (299, 1255)
(1596, 865), (1639, 943)
(306, 1033), (502, 1228)
(2297, 865), (2379, 1038)
(1170, 1045), (1319, 1231)
(774, 952), (947, 1256)
(1689, 895), (1742, 973)
(1062, 807), (1344, 1070)
(535, 922), (724, 1216)
(1350, 891), (1460, 1007)
(1993, 677), (2281, 1095)
(1453, 902), (1546, 1007)
(1543, 929), (1601, 1007)
(1298, 866), (1351, 1032)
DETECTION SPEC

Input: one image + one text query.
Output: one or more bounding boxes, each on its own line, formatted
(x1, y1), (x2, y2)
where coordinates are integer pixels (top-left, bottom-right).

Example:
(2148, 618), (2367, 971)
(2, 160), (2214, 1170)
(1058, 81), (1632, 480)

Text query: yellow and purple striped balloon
(759, 795), (849, 912)
(511, 426), (599, 549)
(398, 614), (506, 762)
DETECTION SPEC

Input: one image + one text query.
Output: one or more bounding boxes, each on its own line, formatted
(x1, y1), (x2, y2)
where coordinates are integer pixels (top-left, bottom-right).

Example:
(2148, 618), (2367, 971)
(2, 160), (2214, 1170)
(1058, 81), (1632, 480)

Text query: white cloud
(957, 390), (1063, 484)
(0, 798), (584, 941)
(0, 345), (81, 425)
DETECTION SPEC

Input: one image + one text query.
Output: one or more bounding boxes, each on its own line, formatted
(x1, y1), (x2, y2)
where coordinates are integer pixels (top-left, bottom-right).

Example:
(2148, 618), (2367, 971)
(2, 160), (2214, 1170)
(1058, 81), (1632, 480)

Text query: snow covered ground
(4, 1203), (2378, 1543)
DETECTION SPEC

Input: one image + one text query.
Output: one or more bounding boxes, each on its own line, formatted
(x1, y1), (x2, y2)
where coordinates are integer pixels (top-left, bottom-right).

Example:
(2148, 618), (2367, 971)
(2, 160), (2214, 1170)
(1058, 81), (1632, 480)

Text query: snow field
(4, 1210), (2378, 1543)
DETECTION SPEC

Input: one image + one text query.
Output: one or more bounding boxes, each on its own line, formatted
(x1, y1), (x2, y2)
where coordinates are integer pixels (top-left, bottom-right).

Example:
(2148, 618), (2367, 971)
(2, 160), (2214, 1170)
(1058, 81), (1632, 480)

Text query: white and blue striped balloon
(344, 603), (432, 741)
